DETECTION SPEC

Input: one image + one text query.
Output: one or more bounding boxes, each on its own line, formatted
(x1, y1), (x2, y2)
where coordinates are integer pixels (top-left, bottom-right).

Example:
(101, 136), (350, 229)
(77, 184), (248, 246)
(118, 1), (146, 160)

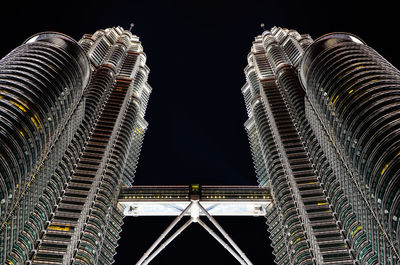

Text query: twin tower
(0, 26), (399, 264)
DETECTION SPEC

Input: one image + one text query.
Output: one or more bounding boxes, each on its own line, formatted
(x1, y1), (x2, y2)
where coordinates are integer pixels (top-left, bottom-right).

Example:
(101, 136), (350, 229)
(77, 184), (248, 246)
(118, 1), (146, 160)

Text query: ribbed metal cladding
(252, 96), (313, 265)
(122, 116), (148, 185)
(301, 33), (400, 262)
(0, 32), (89, 207)
(17, 27), (152, 265)
(0, 32), (90, 262)
(0, 32), (90, 225)
(243, 27), (366, 265)
(0, 26), (151, 265)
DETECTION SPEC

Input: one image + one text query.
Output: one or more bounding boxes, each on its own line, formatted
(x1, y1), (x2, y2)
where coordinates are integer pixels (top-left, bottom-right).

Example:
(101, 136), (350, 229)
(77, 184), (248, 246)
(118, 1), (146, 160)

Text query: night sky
(1, 1), (399, 264)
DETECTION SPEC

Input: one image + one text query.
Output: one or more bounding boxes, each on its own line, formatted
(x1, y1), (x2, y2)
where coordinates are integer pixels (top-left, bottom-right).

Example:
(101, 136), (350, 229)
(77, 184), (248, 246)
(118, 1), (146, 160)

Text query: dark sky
(1, 1), (398, 264)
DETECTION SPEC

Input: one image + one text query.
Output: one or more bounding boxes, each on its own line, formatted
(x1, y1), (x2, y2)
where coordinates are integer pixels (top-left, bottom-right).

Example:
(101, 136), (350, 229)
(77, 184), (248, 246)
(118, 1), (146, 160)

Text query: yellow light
(33, 113), (42, 127)
(381, 163), (390, 175)
(10, 100), (27, 112)
(317, 202), (328, 206)
(31, 117), (40, 130)
(48, 225), (70, 231)
(351, 225), (362, 237)
(332, 95), (339, 105)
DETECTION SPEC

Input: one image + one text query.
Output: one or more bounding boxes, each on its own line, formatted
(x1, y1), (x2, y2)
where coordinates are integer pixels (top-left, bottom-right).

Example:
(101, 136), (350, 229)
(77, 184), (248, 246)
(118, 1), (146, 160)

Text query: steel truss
(135, 200), (254, 265)
(118, 185), (271, 264)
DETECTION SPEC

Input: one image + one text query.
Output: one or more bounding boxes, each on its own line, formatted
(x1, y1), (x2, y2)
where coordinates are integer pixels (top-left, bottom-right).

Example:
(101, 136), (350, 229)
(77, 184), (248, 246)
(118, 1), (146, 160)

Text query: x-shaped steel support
(135, 200), (254, 265)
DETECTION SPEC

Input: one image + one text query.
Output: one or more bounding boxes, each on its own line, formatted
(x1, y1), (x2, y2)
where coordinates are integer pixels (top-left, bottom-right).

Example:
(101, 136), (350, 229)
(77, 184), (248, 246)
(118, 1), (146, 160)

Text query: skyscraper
(0, 26), (151, 264)
(3, 23), (400, 265)
(244, 27), (400, 264)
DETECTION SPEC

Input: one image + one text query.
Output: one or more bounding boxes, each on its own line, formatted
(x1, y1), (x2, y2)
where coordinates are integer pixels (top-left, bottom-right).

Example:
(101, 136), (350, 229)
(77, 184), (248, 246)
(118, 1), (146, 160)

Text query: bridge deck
(118, 185), (272, 216)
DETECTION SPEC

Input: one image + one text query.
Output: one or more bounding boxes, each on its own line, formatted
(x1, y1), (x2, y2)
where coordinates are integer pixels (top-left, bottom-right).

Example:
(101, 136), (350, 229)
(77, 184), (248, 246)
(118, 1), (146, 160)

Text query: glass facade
(0, 32), (90, 262)
(0, 27), (151, 264)
(2, 23), (400, 265)
(300, 33), (400, 264)
(242, 27), (400, 264)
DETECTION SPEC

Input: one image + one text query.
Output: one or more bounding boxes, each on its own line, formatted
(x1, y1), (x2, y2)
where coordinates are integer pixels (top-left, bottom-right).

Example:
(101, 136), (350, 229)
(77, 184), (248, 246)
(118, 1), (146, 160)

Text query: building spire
(129, 23), (134, 32)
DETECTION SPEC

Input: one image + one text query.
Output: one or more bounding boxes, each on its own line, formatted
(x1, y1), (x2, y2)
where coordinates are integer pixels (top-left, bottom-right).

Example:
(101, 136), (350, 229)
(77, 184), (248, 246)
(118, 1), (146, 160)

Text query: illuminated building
(243, 26), (400, 264)
(3, 23), (400, 265)
(0, 26), (151, 264)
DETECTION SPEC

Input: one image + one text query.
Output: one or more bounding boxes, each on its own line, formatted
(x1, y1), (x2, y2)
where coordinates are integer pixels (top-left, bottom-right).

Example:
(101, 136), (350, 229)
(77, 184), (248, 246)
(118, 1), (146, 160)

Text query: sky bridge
(117, 185), (271, 265)
(118, 184), (271, 216)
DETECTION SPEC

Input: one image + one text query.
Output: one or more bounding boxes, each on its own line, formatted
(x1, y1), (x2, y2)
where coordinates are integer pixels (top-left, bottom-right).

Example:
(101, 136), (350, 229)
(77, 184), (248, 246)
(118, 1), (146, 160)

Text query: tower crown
(299, 32), (365, 90)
